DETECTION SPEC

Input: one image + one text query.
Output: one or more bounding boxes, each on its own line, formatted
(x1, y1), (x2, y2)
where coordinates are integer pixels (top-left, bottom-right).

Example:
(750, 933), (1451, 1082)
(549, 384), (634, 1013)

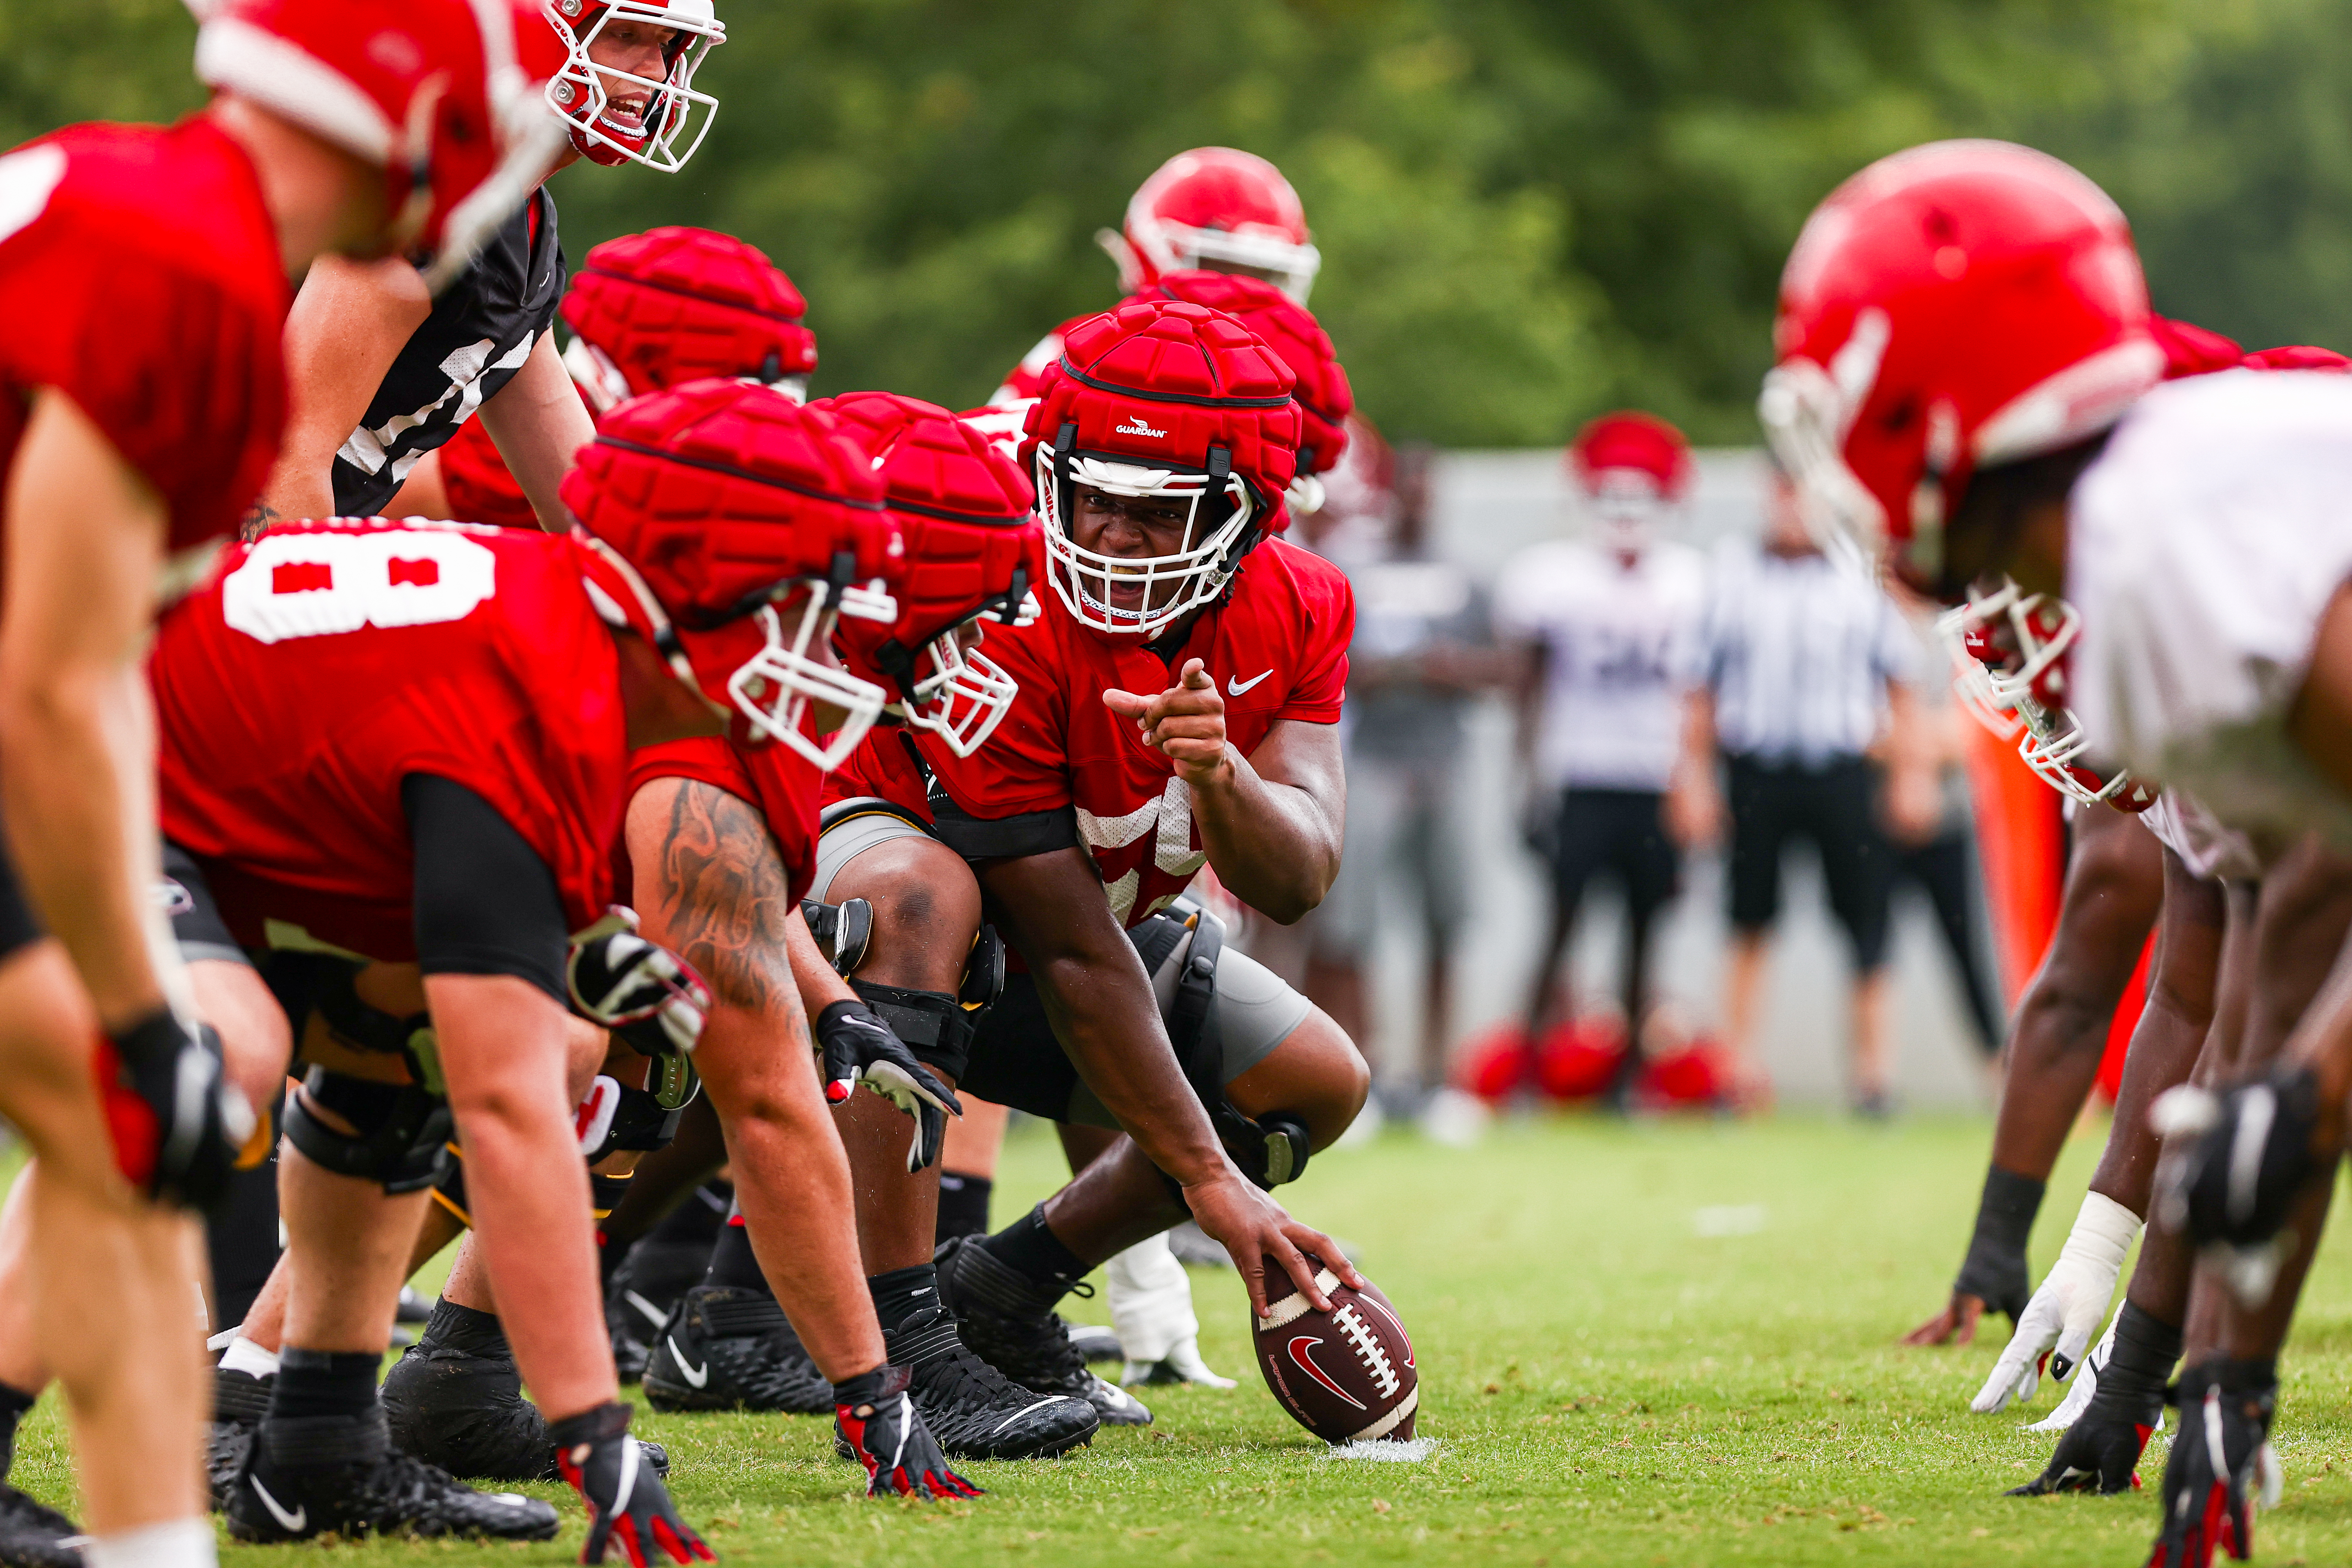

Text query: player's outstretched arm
(1102, 658), (1342, 923)
(980, 844), (1361, 1315)
(252, 255), (430, 528)
(475, 331), (596, 535)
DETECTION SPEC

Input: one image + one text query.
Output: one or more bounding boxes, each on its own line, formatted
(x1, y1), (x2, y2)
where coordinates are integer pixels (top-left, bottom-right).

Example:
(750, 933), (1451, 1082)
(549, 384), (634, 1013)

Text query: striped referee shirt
(1692, 538), (1922, 768)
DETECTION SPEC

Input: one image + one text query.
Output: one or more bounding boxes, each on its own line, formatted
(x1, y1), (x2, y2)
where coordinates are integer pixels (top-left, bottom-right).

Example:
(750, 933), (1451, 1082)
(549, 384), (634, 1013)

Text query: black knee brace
(282, 1067), (453, 1194)
(848, 980), (977, 1061)
(313, 961), (444, 1093)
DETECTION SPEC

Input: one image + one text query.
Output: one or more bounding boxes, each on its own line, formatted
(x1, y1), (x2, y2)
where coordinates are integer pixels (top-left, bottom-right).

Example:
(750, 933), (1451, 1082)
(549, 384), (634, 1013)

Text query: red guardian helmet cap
(1020, 299), (1302, 640)
(812, 392), (1044, 758)
(1134, 270), (1353, 514)
(541, 0), (725, 172)
(560, 379), (904, 771)
(560, 227), (817, 413)
(1106, 147), (1321, 304)
(2241, 344), (2352, 374)
(192, 0), (570, 294)
(1761, 139), (2161, 590)
(1568, 410), (1692, 550)
(2150, 315), (2243, 379)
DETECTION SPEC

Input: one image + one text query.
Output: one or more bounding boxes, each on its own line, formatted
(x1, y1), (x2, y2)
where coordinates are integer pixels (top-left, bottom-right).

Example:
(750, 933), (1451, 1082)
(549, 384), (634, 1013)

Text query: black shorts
(1724, 753), (1893, 970)
(161, 840), (249, 967)
(1547, 788), (1679, 923)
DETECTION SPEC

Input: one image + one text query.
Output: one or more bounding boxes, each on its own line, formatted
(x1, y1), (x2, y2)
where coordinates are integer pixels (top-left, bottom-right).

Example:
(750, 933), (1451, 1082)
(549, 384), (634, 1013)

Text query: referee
(1671, 467), (1938, 1115)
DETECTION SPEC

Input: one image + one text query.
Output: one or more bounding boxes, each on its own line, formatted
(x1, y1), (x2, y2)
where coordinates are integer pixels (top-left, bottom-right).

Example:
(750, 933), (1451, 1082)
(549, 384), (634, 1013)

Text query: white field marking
(1320, 1438), (1438, 1463)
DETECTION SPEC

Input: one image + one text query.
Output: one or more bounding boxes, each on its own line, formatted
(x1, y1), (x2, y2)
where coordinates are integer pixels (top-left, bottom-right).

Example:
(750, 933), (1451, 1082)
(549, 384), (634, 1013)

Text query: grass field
(18, 1111), (2352, 1565)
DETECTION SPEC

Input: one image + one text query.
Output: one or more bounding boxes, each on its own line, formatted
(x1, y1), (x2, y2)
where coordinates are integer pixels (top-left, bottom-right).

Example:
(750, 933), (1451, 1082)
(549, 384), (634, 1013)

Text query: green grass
(20, 1112), (2352, 1565)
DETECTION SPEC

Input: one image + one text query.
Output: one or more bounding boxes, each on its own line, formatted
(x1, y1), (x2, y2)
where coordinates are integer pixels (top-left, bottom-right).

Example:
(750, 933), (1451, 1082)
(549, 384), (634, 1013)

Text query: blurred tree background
(8, 0), (2350, 446)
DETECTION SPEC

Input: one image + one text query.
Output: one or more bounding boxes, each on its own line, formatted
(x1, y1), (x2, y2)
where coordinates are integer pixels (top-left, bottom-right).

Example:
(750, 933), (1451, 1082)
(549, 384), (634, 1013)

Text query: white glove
(2024, 1306), (2119, 1432)
(1972, 1191), (2140, 1414)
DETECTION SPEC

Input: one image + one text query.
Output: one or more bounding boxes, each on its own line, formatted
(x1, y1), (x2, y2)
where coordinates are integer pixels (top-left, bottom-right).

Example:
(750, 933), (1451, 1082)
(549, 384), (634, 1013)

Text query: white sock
(84, 1519), (215, 1568)
(218, 1335), (280, 1380)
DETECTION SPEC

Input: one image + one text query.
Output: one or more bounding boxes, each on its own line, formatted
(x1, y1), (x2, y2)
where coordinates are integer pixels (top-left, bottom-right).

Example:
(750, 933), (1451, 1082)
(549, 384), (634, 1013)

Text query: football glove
(93, 1008), (254, 1213)
(1972, 1191), (2139, 1414)
(832, 1365), (981, 1500)
(551, 1402), (712, 1566)
(2146, 1361), (2279, 1568)
(2151, 1070), (2322, 1250)
(570, 919), (711, 1058)
(815, 1001), (961, 1172)
(2027, 1308), (2119, 1433)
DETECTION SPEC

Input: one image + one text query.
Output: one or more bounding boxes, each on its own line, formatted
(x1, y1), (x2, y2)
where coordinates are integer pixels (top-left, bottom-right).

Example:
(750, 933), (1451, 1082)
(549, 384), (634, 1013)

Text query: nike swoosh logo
(1228, 670), (1273, 696)
(990, 1396), (1076, 1436)
(249, 1477), (307, 1534)
(667, 1335), (710, 1388)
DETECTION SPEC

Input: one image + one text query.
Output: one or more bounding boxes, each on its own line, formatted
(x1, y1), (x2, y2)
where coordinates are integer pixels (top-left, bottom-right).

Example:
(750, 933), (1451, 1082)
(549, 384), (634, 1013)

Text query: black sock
(0, 1380), (36, 1480)
(647, 1180), (734, 1248)
(978, 1204), (1089, 1296)
(935, 1173), (993, 1243)
(703, 1213), (772, 1294)
(421, 1298), (511, 1359)
(868, 1265), (941, 1335)
(269, 1348), (380, 1422)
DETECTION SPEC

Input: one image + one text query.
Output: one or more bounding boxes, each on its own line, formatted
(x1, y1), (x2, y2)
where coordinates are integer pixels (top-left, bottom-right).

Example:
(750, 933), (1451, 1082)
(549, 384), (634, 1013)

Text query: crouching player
(148, 380), (968, 1554)
(810, 300), (1372, 1439)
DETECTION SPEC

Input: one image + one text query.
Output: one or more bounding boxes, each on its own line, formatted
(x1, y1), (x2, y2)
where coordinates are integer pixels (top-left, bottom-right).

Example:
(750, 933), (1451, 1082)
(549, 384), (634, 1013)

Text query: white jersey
(1494, 537), (1706, 791)
(2071, 369), (2352, 865)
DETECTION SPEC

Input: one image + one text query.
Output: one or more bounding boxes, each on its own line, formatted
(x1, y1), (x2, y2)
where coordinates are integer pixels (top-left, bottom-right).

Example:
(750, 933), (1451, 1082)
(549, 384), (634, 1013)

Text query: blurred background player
(1671, 463), (1939, 1114)
(1498, 412), (1706, 1114)
(0, 3), (564, 1565)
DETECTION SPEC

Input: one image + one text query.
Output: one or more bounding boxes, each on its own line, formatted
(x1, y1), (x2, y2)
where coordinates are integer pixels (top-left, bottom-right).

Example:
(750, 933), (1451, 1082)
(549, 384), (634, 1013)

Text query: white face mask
(725, 579), (897, 772)
(1039, 453), (1258, 639)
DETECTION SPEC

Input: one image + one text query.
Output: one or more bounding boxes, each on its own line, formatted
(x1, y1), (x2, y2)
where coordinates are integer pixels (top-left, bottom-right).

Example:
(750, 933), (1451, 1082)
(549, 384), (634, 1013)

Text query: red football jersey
(919, 539), (1352, 927)
(0, 119), (289, 583)
(153, 519), (628, 961)
(435, 414), (543, 531)
(989, 312), (1095, 406)
(625, 726), (823, 906)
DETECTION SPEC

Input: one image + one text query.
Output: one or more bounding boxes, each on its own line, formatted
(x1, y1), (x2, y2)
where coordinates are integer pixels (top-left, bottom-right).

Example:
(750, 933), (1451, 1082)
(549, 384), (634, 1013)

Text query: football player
(152, 382), (973, 1553)
(0, 4), (563, 1565)
(1764, 138), (2352, 1564)
(249, 0), (729, 536)
(809, 299), (1369, 1435)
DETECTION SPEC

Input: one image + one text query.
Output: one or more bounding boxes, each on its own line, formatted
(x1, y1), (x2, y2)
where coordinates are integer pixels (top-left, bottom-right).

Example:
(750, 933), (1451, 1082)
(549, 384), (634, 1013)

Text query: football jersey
(989, 313), (1095, 407)
(332, 189), (566, 518)
(920, 539), (1353, 927)
(0, 119), (288, 584)
(1493, 538), (1707, 791)
(152, 518), (628, 961)
(2070, 370), (2352, 864)
(625, 726), (823, 906)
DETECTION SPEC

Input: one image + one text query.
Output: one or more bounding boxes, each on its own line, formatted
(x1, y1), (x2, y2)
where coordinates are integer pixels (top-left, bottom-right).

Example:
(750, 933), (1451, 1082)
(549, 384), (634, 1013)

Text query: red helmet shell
(561, 380), (899, 701)
(2241, 344), (2352, 374)
(1133, 271), (1351, 476)
(1766, 140), (2160, 585)
(811, 390), (1041, 678)
(562, 227), (818, 398)
(194, 0), (567, 292)
(1568, 410), (1693, 501)
(1114, 147), (1319, 302)
(2150, 316), (2244, 380)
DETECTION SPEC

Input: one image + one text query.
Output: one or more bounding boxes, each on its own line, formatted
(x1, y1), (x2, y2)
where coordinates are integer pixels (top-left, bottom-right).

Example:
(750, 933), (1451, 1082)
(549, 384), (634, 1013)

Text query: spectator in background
(1498, 412), (1709, 1112)
(1671, 464), (1940, 1115)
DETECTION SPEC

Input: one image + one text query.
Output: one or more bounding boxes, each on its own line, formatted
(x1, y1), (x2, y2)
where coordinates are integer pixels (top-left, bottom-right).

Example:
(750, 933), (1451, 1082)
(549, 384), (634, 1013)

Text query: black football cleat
(643, 1285), (833, 1415)
(383, 1302), (667, 1483)
(934, 1236), (1151, 1427)
(606, 1233), (717, 1387)
(206, 1363), (272, 1512)
(879, 1307), (1097, 1460)
(225, 1407), (559, 1544)
(1063, 1318), (1124, 1366)
(0, 1485), (83, 1568)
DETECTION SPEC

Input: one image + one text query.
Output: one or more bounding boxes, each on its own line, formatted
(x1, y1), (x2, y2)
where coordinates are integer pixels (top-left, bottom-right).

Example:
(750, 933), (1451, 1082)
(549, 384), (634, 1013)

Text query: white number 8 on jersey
(223, 530), (497, 645)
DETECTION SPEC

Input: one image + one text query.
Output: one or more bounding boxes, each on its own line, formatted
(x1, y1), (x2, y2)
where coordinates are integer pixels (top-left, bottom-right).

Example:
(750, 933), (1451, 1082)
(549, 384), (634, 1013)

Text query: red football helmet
(1021, 299), (1302, 638)
(812, 392), (1043, 757)
(1568, 410), (1692, 551)
(2150, 315), (2243, 379)
(192, 0), (569, 293)
(2241, 344), (2352, 373)
(1133, 270), (1352, 513)
(541, 0), (725, 172)
(560, 379), (904, 770)
(560, 227), (818, 412)
(1105, 148), (1320, 303)
(1762, 140), (2162, 590)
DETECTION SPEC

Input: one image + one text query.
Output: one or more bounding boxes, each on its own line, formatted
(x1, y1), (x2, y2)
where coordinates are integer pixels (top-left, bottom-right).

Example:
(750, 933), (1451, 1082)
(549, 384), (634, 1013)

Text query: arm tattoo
(239, 502), (281, 543)
(648, 780), (799, 1016)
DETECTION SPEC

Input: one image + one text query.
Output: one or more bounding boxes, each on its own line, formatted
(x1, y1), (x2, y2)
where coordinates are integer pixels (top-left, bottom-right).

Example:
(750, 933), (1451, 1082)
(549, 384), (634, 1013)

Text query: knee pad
(1215, 1108), (1312, 1191)
(314, 962), (444, 1094)
(961, 924), (1004, 1013)
(282, 1067), (453, 1194)
(595, 1074), (695, 1158)
(848, 980), (975, 1063)
(800, 897), (873, 977)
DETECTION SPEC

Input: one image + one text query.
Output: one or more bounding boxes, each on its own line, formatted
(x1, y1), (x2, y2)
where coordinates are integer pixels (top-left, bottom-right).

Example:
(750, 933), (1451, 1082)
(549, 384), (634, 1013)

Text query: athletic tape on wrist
(2057, 1190), (2143, 1274)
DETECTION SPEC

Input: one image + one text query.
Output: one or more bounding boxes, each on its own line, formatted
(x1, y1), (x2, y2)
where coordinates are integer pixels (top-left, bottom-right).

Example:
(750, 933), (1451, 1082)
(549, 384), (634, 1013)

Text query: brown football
(1252, 1258), (1418, 1444)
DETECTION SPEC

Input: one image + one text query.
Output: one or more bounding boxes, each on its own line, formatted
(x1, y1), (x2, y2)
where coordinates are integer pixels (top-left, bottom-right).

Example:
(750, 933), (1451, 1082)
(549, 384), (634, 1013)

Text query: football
(1252, 1258), (1418, 1444)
